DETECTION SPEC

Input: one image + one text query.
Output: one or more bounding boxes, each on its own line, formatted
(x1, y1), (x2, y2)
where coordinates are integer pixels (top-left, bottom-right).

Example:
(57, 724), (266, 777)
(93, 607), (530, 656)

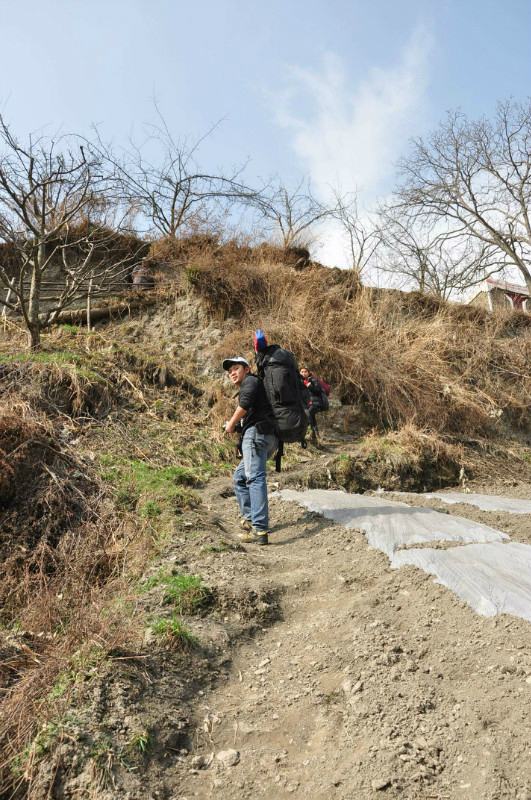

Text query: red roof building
(467, 278), (531, 314)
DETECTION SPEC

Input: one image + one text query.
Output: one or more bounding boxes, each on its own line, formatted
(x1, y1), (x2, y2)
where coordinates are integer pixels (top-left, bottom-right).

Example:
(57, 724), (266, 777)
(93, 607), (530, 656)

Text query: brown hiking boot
(237, 527), (269, 546)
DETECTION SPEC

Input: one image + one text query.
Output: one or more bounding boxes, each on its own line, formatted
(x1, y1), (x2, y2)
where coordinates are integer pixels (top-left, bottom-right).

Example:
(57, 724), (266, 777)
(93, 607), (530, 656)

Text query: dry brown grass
(179, 252), (530, 438)
(0, 328), (238, 794)
(0, 391), (152, 793)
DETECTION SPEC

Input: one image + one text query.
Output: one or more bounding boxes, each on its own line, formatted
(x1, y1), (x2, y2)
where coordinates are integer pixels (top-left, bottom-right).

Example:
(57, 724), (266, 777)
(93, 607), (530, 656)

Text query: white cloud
(271, 25), (433, 268)
(274, 24), (433, 200)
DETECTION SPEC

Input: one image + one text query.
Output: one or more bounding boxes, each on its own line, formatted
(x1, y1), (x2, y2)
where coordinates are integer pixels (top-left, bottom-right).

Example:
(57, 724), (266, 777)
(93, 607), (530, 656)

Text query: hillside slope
(0, 253), (530, 799)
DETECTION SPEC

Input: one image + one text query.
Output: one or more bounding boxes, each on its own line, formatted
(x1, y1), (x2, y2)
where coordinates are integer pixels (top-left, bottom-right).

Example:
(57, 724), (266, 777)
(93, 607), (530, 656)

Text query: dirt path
(170, 479), (531, 800)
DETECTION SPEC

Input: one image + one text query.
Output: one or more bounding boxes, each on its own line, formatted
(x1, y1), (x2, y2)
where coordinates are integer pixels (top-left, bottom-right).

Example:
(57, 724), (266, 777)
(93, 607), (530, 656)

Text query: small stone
(258, 658), (271, 668)
(372, 777), (391, 790)
(142, 627), (155, 646)
(352, 680), (363, 693)
(237, 722), (255, 735)
(216, 749), (240, 767)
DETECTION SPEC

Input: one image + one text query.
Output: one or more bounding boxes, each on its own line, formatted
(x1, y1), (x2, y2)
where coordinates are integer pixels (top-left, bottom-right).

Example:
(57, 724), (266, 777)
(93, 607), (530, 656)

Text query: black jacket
(304, 376), (325, 408)
(238, 374), (276, 436)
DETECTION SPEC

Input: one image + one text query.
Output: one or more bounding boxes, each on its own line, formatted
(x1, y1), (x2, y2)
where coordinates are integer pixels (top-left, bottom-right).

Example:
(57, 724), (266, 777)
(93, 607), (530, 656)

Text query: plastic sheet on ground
(388, 491), (531, 515)
(391, 542), (531, 621)
(279, 489), (531, 623)
(279, 489), (507, 559)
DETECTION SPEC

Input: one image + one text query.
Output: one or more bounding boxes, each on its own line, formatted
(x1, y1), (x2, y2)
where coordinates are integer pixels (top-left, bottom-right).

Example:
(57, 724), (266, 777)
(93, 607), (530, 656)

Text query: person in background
(131, 259), (155, 288)
(223, 356), (278, 546)
(300, 366), (328, 439)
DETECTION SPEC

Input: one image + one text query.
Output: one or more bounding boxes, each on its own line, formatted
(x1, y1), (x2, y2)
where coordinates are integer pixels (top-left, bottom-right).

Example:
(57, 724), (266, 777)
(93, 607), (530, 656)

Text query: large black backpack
(255, 345), (308, 470)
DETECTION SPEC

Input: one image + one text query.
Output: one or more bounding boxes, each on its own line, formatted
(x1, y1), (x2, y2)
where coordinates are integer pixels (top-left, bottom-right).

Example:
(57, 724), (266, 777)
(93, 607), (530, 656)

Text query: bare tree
(331, 189), (380, 281)
(376, 206), (500, 298)
(100, 107), (257, 240)
(396, 99), (531, 293)
(0, 117), (130, 348)
(252, 177), (337, 250)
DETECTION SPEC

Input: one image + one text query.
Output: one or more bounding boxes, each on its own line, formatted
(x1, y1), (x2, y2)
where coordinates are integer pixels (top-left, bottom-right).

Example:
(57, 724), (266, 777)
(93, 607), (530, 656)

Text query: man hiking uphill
(223, 356), (278, 546)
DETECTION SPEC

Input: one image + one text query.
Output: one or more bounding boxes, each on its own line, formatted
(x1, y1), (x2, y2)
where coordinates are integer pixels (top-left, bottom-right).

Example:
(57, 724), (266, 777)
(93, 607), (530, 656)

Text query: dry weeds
(181, 250), (530, 438)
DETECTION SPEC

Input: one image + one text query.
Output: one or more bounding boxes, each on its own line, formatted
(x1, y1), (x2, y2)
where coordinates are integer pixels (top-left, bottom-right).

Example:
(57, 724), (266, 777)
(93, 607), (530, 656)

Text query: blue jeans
(233, 427), (278, 533)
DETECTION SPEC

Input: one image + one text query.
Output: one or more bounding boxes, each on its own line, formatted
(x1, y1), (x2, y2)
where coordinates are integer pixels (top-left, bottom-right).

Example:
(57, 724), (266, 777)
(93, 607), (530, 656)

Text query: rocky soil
(169, 475), (531, 800)
(38, 432), (531, 800)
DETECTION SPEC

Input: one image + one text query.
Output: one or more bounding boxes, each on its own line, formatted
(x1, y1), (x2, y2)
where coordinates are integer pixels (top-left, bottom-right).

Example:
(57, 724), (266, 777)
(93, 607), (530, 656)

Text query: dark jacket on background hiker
(304, 375), (326, 409)
(302, 374), (328, 433)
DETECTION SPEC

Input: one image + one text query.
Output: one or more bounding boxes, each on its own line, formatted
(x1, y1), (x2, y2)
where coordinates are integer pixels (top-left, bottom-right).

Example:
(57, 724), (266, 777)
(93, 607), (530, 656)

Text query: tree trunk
(521, 267), (531, 297)
(28, 322), (41, 350)
(27, 247), (45, 350)
(86, 276), (94, 331)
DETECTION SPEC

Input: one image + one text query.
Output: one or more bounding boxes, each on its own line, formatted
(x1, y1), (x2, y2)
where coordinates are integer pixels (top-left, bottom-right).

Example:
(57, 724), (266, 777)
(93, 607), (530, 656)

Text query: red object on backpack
(316, 377), (331, 396)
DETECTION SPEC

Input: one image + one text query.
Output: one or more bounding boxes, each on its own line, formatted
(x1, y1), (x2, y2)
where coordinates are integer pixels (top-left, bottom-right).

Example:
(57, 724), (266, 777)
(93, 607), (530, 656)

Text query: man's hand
(224, 405), (247, 435)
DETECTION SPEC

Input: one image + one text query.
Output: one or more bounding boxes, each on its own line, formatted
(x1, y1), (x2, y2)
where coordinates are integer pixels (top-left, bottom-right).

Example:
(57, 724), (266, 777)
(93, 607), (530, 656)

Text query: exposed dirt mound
(0, 415), (94, 554)
(0, 414), (100, 619)
(0, 360), (115, 420)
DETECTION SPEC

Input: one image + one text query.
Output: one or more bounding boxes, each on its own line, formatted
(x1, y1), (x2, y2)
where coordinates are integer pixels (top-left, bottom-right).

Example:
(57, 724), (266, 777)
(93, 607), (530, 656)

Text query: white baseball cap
(222, 356), (250, 371)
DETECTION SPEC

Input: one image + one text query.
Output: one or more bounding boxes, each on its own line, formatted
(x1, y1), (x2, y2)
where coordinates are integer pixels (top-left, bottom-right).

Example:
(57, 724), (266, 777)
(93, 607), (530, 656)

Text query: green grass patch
(150, 615), (199, 648)
(0, 349), (83, 366)
(140, 570), (210, 613)
(58, 324), (81, 333)
(97, 456), (201, 513)
(44, 646), (107, 704)
(125, 729), (153, 756)
(12, 711), (85, 776)
(200, 538), (232, 553)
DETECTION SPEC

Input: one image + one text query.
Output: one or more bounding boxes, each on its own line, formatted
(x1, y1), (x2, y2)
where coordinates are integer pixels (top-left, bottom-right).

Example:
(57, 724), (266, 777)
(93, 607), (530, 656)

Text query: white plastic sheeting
(392, 542), (531, 621)
(390, 491), (531, 515)
(279, 489), (507, 559)
(279, 489), (531, 622)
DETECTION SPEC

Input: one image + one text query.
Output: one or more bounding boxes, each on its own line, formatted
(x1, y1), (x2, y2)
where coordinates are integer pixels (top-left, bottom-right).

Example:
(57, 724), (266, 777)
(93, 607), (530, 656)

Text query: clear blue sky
(1, 0), (529, 260)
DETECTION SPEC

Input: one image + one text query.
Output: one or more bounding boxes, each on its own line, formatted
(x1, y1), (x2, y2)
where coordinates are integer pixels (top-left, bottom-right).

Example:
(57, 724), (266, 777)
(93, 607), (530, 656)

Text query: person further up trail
(300, 366), (330, 439)
(222, 356), (278, 546)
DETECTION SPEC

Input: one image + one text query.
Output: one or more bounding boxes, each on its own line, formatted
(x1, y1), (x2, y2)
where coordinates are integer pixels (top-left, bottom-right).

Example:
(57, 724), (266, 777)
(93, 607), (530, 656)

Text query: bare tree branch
(93, 108), (259, 240)
(396, 99), (531, 293)
(0, 116), (133, 348)
(376, 205), (501, 298)
(250, 176), (338, 250)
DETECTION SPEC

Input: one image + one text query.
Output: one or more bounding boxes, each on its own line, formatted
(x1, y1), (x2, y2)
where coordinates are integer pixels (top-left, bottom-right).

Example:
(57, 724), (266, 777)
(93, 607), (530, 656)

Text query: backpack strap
(275, 440), (284, 473)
